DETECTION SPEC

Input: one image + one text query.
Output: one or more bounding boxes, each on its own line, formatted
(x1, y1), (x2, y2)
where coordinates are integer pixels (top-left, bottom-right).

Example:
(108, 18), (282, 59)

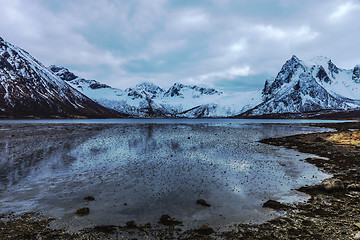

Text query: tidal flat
(0, 120), (357, 239)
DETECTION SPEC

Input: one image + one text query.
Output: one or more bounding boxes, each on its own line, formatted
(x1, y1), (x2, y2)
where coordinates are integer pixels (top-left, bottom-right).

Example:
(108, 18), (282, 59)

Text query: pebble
(347, 184), (360, 191)
(76, 207), (90, 216)
(321, 178), (344, 191)
(314, 137), (326, 142)
(194, 225), (214, 235)
(196, 199), (211, 207)
(84, 196), (95, 201)
(158, 214), (182, 226)
(262, 200), (290, 210)
(125, 220), (137, 228)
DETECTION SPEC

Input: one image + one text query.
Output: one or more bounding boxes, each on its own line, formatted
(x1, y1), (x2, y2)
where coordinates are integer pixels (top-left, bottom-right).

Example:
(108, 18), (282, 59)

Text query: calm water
(0, 120), (333, 230)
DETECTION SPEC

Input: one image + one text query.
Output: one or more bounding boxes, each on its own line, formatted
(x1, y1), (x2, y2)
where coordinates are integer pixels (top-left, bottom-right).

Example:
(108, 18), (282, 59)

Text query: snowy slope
(49, 55), (360, 118)
(0, 37), (117, 118)
(242, 56), (360, 116)
(50, 66), (262, 118)
(3, 34), (358, 119)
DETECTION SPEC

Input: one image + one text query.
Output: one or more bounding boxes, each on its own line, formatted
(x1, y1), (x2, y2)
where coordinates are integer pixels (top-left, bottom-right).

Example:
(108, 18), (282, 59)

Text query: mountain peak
(49, 65), (78, 81)
(290, 55), (300, 62)
(308, 56), (338, 70)
(308, 56), (339, 78)
(0, 37), (3, 42)
(309, 56), (330, 65)
(285, 55), (305, 67)
(135, 82), (164, 95)
(173, 82), (184, 87)
(263, 55), (306, 98)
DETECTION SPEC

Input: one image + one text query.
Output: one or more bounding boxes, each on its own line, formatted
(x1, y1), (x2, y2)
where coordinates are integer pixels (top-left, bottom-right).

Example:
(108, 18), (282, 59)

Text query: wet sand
(1, 121), (360, 239)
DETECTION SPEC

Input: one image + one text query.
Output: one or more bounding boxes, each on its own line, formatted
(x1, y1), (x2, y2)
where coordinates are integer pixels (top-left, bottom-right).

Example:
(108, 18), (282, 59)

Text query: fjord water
(0, 120), (331, 230)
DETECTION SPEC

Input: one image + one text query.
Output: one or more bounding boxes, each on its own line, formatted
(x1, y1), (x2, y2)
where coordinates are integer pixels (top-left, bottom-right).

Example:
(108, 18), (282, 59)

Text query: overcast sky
(1, 0), (360, 92)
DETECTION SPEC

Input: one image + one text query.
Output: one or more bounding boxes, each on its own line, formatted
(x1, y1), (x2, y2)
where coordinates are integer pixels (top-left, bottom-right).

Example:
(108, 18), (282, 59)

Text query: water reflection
(0, 124), (106, 190)
(0, 123), (330, 230)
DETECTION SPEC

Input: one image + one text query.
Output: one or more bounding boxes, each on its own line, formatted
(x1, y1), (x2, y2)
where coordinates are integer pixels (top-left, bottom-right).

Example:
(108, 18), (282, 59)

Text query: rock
(314, 137), (326, 142)
(194, 225), (214, 235)
(76, 207), (90, 216)
(158, 214), (182, 226)
(262, 200), (290, 210)
(347, 183), (360, 191)
(321, 178), (344, 192)
(125, 220), (137, 228)
(84, 196), (95, 201)
(93, 225), (116, 233)
(196, 199), (211, 207)
(354, 231), (360, 239)
(301, 219), (313, 226)
(143, 223), (152, 228)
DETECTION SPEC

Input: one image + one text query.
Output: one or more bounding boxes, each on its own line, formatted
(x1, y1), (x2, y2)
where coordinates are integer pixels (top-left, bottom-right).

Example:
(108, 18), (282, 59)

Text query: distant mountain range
(49, 65), (261, 118)
(1, 37), (360, 118)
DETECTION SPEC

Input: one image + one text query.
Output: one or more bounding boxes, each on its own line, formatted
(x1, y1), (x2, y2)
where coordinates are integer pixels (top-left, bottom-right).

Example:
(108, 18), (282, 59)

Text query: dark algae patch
(1, 121), (360, 239)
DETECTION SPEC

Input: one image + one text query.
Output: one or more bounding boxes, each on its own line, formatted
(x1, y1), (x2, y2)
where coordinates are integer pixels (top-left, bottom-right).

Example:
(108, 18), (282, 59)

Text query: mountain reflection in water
(0, 122), (331, 230)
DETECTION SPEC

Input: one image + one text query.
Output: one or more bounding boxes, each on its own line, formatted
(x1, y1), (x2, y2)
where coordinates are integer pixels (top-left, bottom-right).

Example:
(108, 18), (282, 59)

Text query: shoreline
(1, 122), (360, 239)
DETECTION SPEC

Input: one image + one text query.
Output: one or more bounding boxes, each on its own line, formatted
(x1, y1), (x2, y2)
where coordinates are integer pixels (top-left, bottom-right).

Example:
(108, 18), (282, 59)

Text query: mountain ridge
(240, 55), (360, 117)
(50, 65), (261, 118)
(0, 37), (121, 118)
(50, 54), (360, 119)
(1, 36), (360, 119)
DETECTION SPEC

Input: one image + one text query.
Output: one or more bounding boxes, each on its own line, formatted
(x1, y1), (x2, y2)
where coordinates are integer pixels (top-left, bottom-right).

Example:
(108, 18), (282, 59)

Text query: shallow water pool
(0, 121), (331, 230)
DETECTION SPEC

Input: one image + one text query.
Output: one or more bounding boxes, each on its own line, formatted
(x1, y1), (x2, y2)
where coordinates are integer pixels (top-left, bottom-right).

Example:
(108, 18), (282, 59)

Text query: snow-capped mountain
(50, 66), (262, 118)
(241, 55), (360, 116)
(0, 37), (118, 118)
(3, 34), (359, 119)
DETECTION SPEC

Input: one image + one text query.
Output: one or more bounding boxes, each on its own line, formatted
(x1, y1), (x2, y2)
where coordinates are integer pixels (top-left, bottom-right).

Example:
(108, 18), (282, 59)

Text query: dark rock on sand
(144, 223), (152, 228)
(297, 184), (323, 194)
(194, 225), (214, 235)
(76, 207), (90, 216)
(93, 225), (116, 233)
(125, 220), (137, 228)
(262, 200), (291, 210)
(321, 178), (344, 192)
(158, 215), (182, 226)
(314, 137), (326, 142)
(84, 196), (95, 201)
(196, 199), (211, 207)
(347, 183), (360, 191)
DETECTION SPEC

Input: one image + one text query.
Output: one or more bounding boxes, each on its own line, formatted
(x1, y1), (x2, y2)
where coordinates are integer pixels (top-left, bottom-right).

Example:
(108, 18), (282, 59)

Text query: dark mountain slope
(0, 37), (120, 118)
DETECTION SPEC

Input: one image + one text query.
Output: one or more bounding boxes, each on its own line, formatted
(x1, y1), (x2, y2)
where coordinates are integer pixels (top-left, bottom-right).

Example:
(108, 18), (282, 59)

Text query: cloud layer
(1, 0), (360, 91)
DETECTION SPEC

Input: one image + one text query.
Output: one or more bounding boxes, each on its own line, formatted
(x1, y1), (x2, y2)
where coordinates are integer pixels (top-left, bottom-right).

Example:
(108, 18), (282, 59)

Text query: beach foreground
(1, 121), (360, 239)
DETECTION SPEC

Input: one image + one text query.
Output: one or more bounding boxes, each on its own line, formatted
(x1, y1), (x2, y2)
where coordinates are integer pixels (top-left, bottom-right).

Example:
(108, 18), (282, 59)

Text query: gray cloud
(0, 0), (359, 91)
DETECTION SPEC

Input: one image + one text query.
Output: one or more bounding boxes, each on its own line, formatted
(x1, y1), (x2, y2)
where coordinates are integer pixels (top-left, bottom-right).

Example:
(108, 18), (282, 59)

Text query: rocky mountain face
(241, 56), (360, 116)
(353, 65), (360, 83)
(0, 37), (118, 118)
(2, 35), (359, 119)
(50, 66), (261, 118)
(50, 55), (360, 118)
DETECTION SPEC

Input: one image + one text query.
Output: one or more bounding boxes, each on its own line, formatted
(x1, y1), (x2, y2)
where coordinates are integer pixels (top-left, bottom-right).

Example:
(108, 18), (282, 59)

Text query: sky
(1, 0), (360, 92)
